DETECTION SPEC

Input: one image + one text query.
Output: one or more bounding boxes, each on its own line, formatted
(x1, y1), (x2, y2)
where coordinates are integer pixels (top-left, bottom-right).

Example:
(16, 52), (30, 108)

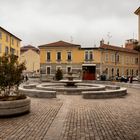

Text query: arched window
(111, 68), (114, 76)
(126, 69), (129, 76)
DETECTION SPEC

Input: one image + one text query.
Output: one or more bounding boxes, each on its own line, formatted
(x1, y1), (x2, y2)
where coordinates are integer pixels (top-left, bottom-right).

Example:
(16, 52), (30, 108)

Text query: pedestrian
(25, 74), (28, 82)
(130, 76), (133, 83)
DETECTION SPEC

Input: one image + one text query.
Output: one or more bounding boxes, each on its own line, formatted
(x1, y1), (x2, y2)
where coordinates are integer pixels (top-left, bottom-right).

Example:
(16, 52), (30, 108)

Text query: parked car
(120, 76), (128, 82)
(133, 76), (138, 81)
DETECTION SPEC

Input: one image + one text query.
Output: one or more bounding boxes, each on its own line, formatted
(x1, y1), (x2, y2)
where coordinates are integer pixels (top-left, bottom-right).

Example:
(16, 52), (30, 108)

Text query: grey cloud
(0, 0), (139, 47)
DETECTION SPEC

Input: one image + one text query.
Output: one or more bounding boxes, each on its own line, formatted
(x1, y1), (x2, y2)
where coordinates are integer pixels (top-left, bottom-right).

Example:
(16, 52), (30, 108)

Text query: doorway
(82, 65), (96, 80)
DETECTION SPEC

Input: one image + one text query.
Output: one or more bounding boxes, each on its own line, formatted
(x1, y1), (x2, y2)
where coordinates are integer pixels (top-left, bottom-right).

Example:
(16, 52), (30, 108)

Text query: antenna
(70, 36), (73, 43)
(107, 32), (112, 44)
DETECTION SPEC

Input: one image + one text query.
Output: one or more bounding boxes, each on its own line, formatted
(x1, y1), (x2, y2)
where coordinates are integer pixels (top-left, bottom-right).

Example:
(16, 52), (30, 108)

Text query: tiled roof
(99, 44), (138, 54)
(0, 26), (22, 41)
(20, 45), (40, 54)
(134, 7), (140, 15)
(38, 40), (80, 48)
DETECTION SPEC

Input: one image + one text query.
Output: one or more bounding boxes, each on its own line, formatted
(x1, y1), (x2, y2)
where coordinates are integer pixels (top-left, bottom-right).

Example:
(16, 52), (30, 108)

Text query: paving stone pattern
(0, 88), (140, 140)
(0, 98), (63, 140)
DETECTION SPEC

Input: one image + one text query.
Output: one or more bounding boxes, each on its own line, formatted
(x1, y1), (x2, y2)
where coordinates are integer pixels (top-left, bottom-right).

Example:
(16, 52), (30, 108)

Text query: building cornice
(134, 7), (140, 15)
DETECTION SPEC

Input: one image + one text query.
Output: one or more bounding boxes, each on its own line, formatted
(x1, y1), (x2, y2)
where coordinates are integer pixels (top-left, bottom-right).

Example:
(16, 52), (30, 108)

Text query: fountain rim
(36, 83), (106, 91)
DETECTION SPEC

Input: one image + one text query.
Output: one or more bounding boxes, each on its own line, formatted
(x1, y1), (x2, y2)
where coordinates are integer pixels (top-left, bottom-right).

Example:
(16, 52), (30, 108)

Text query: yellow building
(0, 26), (21, 57)
(39, 40), (139, 80)
(39, 40), (101, 80)
(99, 41), (139, 80)
(20, 45), (40, 74)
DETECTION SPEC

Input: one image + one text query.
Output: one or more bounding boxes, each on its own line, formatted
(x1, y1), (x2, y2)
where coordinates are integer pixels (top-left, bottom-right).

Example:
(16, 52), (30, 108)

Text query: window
(6, 34), (8, 42)
(0, 32), (1, 39)
(57, 52), (61, 61)
(117, 68), (119, 77)
(111, 54), (115, 62)
(5, 46), (9, 54)
(135, 58), (138, 64)
(89, 51), (93, 60)
(12, 38), (14, 45)
(122, 56), (124, 64)
(85, 51), (93, 61)
(126, 56), (129, 64)
(67, 52), (72, 61)
(126, 69), (129, 76)
(46, 66), (51, 75)
(130, 57), (133, 64)
(47, 51), (51, 62)
(116, 54), (119, 63)
(111, 68), (114, 76)
(10, 48), (15, 55)
(85, 51), (88, 60)
(105, 53), (109, 62)
(0, 44), (1, 53)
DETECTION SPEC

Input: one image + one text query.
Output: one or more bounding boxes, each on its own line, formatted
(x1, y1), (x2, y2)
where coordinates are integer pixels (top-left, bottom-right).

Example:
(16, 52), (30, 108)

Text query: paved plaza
(0, 87), (140, 140)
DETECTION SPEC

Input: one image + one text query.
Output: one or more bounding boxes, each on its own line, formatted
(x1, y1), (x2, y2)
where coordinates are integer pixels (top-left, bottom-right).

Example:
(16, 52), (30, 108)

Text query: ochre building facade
(0, 26), (21, 57)
(39, 40), (139, 80)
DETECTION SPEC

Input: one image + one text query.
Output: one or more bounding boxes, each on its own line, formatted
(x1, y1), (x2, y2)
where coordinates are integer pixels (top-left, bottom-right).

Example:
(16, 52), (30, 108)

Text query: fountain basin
(19, 87), (56, 98)
(36, 83), (106, 95)
(82, 87), (127, 99)
(20, 82), (127, 98)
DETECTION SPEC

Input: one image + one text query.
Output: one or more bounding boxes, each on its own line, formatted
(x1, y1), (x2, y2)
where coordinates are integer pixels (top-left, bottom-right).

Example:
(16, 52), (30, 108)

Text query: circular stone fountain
(19, 73), (127, 99)
(36, 83), (106, 95)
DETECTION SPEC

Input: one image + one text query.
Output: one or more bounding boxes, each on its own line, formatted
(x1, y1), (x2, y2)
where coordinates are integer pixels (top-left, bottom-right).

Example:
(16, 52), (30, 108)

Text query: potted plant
(0, 54), (31, 117)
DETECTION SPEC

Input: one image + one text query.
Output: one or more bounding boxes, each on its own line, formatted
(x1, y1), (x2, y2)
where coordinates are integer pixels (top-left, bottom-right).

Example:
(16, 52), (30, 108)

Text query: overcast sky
(0, 0), (139, 47)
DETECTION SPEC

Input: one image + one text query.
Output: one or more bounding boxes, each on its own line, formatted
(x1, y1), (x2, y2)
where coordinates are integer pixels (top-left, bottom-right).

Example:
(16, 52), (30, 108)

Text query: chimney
(125, 39), (138, 49)
(100, 39), (104, 46)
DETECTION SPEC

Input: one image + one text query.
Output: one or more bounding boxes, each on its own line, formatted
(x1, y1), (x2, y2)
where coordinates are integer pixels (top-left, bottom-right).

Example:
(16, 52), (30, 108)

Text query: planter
(0, 97), (31, 117)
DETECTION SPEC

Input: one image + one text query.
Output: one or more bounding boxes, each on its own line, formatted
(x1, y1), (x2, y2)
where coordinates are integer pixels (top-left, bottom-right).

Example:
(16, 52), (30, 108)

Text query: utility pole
(107, 32), (112, 45)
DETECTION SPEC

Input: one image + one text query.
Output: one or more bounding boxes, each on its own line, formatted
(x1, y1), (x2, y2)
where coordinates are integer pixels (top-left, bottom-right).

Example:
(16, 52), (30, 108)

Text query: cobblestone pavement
(0, 88), (140, 140)
(0, 98), (63, 140)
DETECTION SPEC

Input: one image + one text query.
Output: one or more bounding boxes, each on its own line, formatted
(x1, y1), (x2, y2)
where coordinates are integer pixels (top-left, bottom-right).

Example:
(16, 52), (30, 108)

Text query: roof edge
(134, 7), (140, 15)
(0, 26), (22, 41)
(38, 40), (81, 48)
